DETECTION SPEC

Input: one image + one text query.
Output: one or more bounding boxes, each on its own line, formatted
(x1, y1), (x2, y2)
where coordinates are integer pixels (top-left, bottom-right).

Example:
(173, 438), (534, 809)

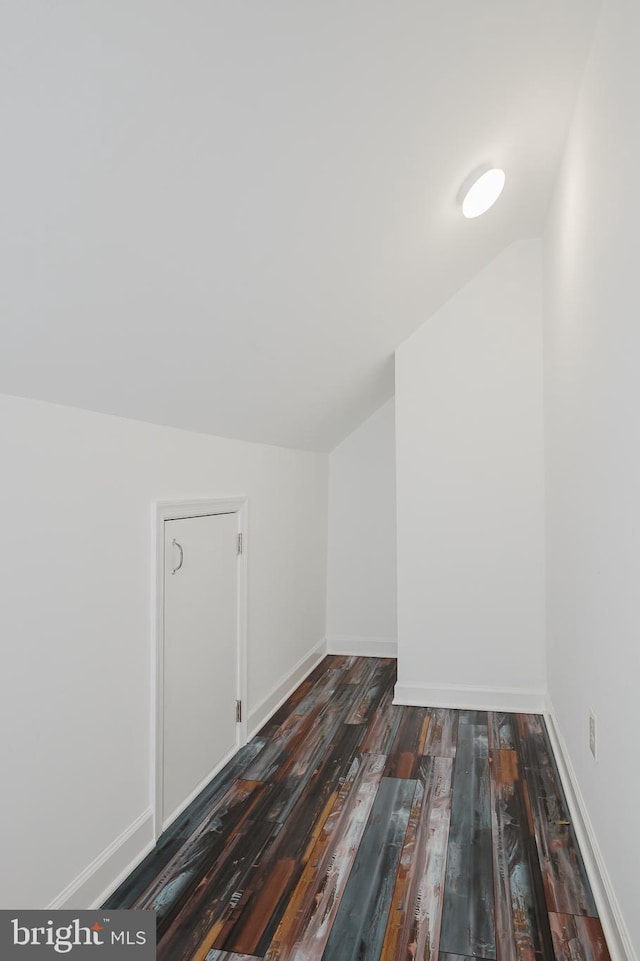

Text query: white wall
(544, 0), (639, 953)
(395, 239), (546, 710)
(326, 398), (397, 656)
(0, 393), (328, 910)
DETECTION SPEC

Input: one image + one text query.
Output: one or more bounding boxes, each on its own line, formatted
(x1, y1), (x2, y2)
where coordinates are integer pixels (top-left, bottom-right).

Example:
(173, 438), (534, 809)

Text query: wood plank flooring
(105, 655), (611, 961)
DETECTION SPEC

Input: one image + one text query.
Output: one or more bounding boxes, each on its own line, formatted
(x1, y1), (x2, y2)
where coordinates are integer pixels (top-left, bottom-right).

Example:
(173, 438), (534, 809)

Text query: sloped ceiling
(0, 1), (600, 451)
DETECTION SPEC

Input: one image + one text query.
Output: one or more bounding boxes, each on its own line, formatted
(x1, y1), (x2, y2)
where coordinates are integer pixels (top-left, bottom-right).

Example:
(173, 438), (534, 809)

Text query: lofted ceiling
(0, 1), (601, 451)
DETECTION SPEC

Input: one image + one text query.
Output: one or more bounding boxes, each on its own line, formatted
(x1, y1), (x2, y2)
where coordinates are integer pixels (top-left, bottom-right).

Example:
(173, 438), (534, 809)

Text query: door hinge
(236, 699), (242, 723)
(237, 533), (243, 555)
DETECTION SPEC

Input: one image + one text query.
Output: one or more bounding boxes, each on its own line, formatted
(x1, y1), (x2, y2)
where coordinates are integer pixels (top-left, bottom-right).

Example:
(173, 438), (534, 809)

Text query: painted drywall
(395, 239), (545, 709)
(326, 398), (397, 655)
(544, 0), (639, 951)
(0, 2), (600, 452)
(0, 393), (327, 909)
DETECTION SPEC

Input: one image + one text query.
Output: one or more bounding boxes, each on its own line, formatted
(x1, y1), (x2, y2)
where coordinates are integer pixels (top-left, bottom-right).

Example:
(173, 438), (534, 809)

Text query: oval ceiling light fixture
(458, 166), (506, 218)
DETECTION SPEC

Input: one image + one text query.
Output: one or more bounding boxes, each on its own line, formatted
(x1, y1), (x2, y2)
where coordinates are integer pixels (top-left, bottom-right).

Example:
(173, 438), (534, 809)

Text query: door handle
(171, 539), (184, 575)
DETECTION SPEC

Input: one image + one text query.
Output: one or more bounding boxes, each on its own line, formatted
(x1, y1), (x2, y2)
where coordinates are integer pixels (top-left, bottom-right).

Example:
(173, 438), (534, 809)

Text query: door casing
(153, 497), (248, 839)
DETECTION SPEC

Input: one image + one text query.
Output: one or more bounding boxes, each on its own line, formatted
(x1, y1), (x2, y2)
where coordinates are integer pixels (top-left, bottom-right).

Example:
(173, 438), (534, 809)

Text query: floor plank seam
(104, 656), (611, 961)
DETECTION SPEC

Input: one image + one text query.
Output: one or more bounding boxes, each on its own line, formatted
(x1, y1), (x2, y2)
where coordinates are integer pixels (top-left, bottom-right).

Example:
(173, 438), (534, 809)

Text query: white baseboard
(545, 700), (636, 961)
(393, 681), (546, 713)
(161, 739), (243, 834)
(48, 641), (328, 911)
(247, 639), (327, 739)
(48, 808), (155, 910)
(326, 635), (398, 658)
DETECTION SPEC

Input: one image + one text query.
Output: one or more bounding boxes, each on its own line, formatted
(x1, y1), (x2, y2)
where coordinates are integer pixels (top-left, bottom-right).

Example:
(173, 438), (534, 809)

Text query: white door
(162, 511), (239, 830)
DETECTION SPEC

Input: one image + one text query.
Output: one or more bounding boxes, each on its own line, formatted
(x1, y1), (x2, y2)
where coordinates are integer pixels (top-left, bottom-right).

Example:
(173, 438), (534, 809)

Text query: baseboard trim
(545, 700), (636, 961)
(247, 639), (327, 739)
(161, 739), (243, 834)
(393, 681), (546, 713)
(48, 808), (155, 910)
(326, 636), (398, 658)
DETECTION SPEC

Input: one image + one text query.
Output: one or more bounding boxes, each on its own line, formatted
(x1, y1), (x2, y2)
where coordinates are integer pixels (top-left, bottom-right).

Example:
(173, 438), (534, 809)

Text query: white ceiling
(1, 1), (601, 451)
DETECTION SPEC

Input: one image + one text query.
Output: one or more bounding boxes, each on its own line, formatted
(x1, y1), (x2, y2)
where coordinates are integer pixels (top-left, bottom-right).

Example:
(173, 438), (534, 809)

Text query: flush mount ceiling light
(458, 166), (506, 218)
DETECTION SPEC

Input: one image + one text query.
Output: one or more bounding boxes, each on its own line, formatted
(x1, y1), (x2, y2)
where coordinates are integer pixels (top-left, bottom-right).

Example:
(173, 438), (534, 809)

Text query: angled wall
(395, 239), (546, 711)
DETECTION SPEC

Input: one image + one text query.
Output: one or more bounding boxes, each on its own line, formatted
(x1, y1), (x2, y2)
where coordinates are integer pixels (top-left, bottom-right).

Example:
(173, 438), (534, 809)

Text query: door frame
(153, 497), (248, 839)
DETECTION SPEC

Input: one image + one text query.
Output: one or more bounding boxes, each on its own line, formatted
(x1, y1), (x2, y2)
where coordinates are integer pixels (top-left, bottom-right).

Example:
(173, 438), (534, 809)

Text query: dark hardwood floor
(105, 655), (611, 961)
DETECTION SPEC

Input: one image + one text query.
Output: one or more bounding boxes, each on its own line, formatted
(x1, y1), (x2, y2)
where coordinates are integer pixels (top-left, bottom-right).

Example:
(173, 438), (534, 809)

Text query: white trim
(393, 681), (546, 713)
(153, 497), (248, 839)
(326, 635), (398, 658)
(161, 741), (241, 833)
(545, 699), (636, 961)
(48, 809), (154, 910)
(246, 639), (327, 739)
